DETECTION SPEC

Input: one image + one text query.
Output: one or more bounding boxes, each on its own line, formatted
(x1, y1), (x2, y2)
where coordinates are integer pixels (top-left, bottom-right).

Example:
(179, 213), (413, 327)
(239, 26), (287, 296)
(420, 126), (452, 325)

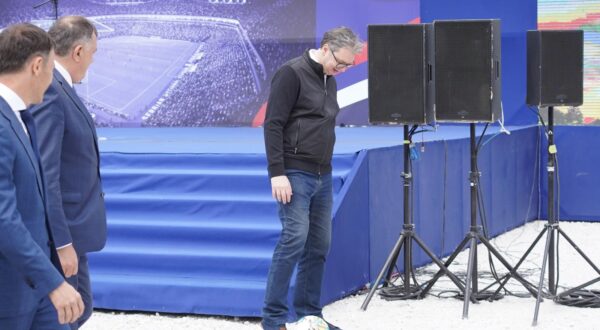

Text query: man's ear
(30, 55), (44, 77)
(72, 44), (84, 62)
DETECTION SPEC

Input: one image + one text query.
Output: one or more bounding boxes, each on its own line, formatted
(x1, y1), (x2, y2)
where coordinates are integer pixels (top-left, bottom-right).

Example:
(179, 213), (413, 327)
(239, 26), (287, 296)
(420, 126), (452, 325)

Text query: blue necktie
(20, 109), (49, 228)
(19, 109), (42, 164)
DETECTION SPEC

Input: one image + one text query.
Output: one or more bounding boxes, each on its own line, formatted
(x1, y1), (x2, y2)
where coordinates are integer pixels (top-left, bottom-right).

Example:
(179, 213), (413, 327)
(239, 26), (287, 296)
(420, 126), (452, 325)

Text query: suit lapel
(54, 71), (100, 159)
(0, 99), (45, 199)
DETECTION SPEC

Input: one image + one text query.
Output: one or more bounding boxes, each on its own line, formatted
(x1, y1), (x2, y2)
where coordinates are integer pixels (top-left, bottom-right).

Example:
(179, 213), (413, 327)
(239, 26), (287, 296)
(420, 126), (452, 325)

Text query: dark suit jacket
(0, 98), (64, 317)
(30, 70), (107, 254)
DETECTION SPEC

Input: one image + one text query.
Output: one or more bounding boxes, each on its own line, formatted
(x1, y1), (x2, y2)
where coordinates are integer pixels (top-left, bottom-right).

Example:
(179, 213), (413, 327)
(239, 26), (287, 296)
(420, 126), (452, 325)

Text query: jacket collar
(303, 49), (327, 77)
(0, 97), (46, 199)
(53, 69), (100, 159)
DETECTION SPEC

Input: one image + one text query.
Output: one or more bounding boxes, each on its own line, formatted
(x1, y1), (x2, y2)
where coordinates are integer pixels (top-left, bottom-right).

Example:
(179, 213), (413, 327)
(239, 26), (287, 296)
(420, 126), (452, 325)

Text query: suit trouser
(66, 254), (92, 330)
(0, 296), (69, 330)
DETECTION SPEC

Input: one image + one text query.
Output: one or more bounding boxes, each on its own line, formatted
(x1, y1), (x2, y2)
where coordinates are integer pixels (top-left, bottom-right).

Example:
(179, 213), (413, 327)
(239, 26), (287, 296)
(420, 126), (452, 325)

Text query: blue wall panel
(322, 151), (371, 305)
(365, 126), (540, 280)
(540, 126), (600, 221)
(367, 146), (406, 278)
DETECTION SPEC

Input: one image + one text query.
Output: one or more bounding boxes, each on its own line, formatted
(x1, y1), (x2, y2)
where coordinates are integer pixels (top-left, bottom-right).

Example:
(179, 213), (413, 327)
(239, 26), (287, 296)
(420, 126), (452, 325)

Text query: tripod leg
(478, 236), (538, 297)
(558, 277), (600, 299)
(552, 228), (600, 299)
(361, 233), (407, 311)
(463, 237), (477, 319)
(385, 242), (404, 284)
(557, 228), (600, 275)
(490, 228), (547, 298)
(419, 235), (471, 298)
(413, 234), (466, 293)
(533, 227), (554, 326)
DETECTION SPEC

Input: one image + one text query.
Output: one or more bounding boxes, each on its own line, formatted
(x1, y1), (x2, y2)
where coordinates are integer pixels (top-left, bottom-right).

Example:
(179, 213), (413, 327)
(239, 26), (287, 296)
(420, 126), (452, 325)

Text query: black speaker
(431, 20), (502, 122)
(368, 24), (434, 124)
(527, 30), (583, 107)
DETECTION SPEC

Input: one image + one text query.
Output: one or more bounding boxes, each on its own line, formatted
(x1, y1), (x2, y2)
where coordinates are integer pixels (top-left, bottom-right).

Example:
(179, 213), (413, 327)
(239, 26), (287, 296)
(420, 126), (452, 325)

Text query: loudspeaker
(527, 30), (583, 107)
(368, 24), (434, 124)
(431, 20), (502, 122)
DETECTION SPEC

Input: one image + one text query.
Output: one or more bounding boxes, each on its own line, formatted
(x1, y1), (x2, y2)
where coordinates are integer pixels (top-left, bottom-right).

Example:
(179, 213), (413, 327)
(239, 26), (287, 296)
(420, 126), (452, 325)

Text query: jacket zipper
(294, 119), (300, 154)
(318, 74), (329, 175)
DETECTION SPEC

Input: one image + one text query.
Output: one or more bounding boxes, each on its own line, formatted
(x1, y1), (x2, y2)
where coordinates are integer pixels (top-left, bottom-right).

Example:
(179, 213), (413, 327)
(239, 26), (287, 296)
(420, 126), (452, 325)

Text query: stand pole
(547, 107), (556, 295)
(420, 123), (538, 319)
(361, 125), (465, 310)
(382, 125), (413, 289)
(489, 106), (600, 326)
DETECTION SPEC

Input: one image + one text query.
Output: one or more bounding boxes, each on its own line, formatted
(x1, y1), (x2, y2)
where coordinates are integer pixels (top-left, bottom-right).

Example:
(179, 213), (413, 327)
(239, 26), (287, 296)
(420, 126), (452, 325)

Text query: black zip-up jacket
(264, 50), (339, 178)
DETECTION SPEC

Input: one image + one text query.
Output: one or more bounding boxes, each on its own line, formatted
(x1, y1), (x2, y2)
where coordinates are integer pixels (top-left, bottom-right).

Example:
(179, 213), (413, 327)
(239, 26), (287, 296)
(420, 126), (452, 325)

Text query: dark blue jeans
(262, 170), (333, 330)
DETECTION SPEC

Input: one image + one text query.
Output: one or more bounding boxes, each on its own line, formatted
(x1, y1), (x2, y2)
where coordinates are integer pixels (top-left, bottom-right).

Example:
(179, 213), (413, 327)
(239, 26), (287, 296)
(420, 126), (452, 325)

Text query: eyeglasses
(331, 50), (354, 70)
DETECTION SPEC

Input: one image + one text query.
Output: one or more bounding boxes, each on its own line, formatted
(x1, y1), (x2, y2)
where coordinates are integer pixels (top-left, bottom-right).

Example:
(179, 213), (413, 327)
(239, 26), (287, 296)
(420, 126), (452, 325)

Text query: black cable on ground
(554, 290), (600, 308)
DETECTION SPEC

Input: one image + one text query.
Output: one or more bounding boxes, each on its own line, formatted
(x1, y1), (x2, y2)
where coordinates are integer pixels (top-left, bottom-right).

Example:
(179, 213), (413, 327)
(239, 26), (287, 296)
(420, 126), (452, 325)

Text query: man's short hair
(320, 26), (363, 54)
(0, 23), (54, 75)
(49, 16), (97, 57)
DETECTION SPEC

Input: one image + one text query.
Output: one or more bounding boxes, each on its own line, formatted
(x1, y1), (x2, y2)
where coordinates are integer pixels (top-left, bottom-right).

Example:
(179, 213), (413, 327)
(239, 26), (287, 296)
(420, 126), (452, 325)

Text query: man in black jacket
(262, 26), (362, 330)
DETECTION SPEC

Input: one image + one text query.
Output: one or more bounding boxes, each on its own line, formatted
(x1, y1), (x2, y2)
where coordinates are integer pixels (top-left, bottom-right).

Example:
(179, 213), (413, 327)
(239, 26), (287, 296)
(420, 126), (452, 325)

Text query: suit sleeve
(0, 124), (64, 298)
(30, 84), (72, 248)
(263, 65), (300, 178)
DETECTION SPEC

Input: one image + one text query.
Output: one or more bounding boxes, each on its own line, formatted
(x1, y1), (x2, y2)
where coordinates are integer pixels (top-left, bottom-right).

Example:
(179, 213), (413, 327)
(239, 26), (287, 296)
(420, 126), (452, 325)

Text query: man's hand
(271, 175), (292, 204)
(48, 281), (84, 325)
(57, 245), (78, 278)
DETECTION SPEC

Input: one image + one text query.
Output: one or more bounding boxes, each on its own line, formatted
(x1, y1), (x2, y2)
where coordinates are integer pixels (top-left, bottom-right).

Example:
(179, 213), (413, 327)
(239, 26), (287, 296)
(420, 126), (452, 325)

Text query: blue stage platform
(91, 125), (540, 318)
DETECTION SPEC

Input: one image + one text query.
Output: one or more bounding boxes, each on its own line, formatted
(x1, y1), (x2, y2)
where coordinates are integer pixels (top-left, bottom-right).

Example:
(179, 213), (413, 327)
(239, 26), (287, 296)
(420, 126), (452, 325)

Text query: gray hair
(48, 16), (97, 57)
(320, 26), (363, 54)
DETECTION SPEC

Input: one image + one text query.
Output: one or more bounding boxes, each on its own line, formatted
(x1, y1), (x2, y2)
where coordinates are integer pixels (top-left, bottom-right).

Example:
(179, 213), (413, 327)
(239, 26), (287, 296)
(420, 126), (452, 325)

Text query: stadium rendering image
(77, 15), (266, 127)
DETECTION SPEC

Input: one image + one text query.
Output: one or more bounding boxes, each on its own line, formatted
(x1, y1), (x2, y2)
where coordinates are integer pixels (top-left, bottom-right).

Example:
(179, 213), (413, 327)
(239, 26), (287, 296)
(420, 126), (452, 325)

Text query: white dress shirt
(0, 82), (28, 135)
(54, 61), (73, 87)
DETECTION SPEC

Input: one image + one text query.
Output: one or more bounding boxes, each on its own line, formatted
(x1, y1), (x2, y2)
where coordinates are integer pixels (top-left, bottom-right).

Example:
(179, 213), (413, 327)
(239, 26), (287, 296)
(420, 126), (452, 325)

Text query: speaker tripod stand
(418, 123), (539, 318)
(489, 107), (600, 326)
(361, 125), (467, 311)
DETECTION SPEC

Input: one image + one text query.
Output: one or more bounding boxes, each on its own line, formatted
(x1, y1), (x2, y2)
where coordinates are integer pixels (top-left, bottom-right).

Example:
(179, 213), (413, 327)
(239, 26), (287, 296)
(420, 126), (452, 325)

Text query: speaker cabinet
(527, 30), (583, 107)
(431, 20), (502, 122)
(368, 24), (434, 124)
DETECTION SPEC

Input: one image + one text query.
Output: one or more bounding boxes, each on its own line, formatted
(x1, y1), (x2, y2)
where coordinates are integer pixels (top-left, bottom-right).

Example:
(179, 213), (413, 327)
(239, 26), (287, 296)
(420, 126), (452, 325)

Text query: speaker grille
(368, 24), (430, 124)
(527, 30), (583, 107)
(433, 20), (501, 122)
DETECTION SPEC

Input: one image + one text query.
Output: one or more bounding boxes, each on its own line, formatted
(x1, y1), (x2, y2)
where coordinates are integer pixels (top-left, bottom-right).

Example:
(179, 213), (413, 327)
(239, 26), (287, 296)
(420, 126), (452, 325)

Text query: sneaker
(323, 319), (341, 330)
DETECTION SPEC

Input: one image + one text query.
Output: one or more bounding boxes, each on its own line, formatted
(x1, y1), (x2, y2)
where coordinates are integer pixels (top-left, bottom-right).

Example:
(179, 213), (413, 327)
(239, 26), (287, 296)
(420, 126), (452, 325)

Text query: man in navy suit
(30, 16), (107, 330)
(0, 23), (84, 329)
